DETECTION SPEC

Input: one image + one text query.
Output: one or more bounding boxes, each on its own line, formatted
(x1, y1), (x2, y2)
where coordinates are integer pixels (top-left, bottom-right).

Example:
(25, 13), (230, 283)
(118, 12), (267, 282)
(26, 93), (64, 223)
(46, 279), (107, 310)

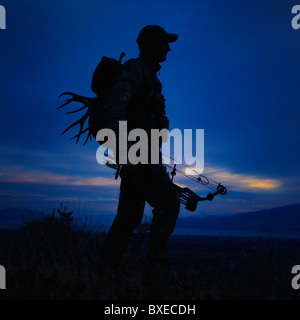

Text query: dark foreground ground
(0, 207), (300, 300)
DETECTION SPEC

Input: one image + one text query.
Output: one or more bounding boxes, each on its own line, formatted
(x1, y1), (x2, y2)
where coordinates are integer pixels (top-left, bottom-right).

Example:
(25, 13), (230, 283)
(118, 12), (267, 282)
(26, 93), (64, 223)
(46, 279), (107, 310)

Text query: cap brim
(166, 33), (178, 43)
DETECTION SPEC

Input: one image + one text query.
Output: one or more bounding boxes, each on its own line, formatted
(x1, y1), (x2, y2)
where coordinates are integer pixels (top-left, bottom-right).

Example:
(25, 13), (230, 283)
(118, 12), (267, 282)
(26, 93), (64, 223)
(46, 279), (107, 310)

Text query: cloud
(0, 170), (119, 187)
(209, 169), (281, 191)
(0, 164), (281, 193)
(181, 166), (281, 192)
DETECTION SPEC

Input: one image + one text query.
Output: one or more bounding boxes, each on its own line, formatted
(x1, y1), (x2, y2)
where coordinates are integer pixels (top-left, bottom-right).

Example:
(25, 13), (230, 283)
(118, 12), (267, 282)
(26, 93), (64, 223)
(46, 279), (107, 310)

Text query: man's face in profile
(146, 37), (171, 63)
(154, 38), (171, 62)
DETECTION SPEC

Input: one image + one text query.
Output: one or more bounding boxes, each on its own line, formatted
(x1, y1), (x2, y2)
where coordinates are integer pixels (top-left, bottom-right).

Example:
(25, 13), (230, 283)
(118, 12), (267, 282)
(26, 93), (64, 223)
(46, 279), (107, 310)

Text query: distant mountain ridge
(0, 207), (42, 220)
(176, 203), (300, 234)
(0, 207), (43, 229)
(1, 204), (300, 234)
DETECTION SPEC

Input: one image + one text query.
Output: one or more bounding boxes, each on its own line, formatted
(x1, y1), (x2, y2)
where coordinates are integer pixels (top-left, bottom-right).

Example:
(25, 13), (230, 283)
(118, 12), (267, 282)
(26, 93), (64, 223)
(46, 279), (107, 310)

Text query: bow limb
(173, 182), (227, 212)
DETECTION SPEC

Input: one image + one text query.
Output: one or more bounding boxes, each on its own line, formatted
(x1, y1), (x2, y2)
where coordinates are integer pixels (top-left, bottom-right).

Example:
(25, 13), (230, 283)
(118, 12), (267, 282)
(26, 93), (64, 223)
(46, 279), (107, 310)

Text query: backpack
(57, 52), (126, 145)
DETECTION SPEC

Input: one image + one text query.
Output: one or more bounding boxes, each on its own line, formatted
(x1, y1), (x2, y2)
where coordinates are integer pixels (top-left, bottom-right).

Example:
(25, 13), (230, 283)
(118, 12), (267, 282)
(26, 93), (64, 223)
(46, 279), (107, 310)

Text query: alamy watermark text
(0, 265), (5, 289)
(95, 121), (204, 174)
(292, 5), (300, 29)
(0, 5), (6, 29)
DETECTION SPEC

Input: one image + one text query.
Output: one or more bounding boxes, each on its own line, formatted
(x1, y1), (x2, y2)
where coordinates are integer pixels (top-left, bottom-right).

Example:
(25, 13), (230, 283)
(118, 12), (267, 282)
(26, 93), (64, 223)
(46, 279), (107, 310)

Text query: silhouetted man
(101, 25), (180, 291)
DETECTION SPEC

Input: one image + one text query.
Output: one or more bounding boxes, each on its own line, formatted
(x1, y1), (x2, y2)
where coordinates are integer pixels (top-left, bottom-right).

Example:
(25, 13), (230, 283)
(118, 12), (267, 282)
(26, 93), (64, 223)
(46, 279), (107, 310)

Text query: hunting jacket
(102, 54), (169, 137)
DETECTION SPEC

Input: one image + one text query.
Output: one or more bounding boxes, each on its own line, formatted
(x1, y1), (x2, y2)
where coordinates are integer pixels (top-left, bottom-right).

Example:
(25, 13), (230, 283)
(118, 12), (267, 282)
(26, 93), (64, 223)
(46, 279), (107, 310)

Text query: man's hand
(207, 193), (215, 201)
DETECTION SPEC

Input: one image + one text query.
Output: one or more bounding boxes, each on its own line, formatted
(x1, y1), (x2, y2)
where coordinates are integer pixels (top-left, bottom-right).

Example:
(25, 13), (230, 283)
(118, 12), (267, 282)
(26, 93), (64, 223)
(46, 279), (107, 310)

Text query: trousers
(101, 163), (180, 266)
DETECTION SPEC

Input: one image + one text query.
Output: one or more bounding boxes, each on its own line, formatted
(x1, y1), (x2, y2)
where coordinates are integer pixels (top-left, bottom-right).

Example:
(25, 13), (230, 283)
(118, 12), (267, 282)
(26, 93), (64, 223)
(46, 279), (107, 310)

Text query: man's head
(137, 25), (178, 63)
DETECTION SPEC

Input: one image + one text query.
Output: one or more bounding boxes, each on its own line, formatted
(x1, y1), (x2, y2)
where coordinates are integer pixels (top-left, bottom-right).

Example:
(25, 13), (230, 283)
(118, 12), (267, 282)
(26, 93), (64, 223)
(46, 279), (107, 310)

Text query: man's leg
(143, 164), (180, 265)
(138, 164), (180, 298)
(101, 165), (146, 265)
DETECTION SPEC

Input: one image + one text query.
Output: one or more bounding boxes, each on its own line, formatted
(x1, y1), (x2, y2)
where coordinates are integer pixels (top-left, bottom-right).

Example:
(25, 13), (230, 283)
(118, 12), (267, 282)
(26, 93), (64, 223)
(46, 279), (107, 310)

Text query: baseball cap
(136, 25), (178, 45)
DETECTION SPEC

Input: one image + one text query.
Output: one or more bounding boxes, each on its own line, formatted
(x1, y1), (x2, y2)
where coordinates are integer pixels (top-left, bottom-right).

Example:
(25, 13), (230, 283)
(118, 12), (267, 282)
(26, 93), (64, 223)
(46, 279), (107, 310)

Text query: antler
(57, 92), (96, 145)
(57, 92), (93, 109)
(61, 110), (90, 144)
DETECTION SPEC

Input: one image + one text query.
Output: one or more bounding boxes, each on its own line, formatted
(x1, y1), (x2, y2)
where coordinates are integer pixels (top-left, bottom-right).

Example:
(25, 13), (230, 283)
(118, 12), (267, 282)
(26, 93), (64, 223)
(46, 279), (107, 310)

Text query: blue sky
(0, 0), (299, 223)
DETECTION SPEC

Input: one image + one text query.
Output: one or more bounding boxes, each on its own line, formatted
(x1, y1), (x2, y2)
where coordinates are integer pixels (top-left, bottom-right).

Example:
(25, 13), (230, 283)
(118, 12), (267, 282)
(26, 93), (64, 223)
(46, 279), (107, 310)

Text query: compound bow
(165, 162), (227, 212)
(105, 157), (227, 212)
